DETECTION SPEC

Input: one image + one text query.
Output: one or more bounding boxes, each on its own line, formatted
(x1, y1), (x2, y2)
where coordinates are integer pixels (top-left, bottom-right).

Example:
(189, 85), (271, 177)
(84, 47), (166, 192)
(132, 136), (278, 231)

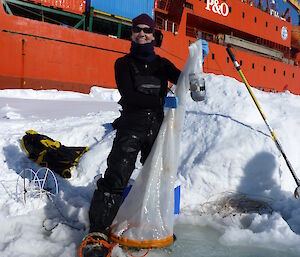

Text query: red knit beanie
(132, 13), (155, 30)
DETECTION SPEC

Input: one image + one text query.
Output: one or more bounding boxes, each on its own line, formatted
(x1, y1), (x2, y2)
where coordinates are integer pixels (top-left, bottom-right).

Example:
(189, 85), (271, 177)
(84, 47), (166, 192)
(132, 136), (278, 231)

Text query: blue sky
(253, 0), (299, 25)
(277, 0), (299, 25)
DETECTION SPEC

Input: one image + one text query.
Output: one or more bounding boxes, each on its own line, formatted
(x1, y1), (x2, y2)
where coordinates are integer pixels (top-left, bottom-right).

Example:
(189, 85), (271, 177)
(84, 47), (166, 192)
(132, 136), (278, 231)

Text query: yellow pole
(226, 46), (300, 199)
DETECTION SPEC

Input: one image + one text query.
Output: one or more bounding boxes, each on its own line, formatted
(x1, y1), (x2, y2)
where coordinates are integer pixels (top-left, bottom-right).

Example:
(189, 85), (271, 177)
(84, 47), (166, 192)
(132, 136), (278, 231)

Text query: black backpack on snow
(21, 130), (88, 178)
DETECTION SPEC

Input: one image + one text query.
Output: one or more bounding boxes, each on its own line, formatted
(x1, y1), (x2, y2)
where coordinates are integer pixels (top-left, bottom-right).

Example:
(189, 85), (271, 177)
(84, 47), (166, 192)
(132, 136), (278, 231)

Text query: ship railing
(186, 26), (217, 43)
(240, 0), (292, 22)
(186, 25), (292, 62)
(155, 16), (178, 34)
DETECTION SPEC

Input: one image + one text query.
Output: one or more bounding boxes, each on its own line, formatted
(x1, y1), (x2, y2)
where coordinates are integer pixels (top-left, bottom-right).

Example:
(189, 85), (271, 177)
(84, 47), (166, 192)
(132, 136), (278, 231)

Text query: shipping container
(91, 0), (154, 20)
(21, 0), (86, 15)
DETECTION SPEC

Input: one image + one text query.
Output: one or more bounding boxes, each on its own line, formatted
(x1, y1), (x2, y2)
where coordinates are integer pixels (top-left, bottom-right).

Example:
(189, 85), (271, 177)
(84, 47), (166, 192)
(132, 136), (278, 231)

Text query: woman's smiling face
(131, 24), (154, 44)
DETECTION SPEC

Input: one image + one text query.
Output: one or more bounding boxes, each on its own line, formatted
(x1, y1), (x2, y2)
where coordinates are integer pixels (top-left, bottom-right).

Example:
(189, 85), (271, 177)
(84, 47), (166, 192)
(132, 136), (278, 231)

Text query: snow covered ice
(1, 73), (300, 257)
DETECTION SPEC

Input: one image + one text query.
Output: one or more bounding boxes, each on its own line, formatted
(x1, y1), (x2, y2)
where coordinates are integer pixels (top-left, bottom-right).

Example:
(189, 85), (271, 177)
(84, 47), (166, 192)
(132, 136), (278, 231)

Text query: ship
(0, 0), (299, 94)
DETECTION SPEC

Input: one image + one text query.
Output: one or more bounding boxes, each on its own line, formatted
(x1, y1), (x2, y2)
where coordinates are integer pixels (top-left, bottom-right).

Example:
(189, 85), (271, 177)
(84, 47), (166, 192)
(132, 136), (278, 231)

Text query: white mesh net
(110, 40), (204, 248)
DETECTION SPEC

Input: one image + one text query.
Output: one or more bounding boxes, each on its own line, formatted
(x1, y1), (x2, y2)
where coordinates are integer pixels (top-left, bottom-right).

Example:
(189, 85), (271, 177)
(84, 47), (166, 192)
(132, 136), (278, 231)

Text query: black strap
(130, 61), (140, 75)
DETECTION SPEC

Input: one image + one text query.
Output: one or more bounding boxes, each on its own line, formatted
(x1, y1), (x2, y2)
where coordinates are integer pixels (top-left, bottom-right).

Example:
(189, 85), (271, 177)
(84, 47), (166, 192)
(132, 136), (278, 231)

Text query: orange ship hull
(0, 1), (299, 94)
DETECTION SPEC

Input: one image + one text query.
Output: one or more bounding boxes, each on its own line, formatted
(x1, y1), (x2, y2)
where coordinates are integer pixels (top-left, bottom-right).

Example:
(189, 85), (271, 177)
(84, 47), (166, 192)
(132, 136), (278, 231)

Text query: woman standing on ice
(79, 13), (209, 257)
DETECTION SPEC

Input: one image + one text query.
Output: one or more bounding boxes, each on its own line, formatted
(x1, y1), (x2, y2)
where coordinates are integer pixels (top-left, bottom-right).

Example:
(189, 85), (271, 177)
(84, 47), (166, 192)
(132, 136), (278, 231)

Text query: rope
(168, 86), (175, 95)
(44, 193), (85, 231)
(78, 235), (116, 257)
(125, 246), (151, 257)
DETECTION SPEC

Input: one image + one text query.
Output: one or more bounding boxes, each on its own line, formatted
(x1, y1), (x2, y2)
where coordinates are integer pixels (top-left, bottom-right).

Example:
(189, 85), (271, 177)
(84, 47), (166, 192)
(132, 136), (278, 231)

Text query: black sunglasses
(132, 26), (153, 34)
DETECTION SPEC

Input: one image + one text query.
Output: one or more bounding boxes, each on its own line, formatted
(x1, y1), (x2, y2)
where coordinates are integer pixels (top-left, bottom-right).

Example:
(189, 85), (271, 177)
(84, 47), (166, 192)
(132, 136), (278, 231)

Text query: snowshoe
(78, 232), (111, 257)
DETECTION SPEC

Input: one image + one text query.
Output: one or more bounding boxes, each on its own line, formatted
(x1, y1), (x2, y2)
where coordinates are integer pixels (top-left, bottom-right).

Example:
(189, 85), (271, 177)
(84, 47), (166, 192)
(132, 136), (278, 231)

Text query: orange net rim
(110, 234), (174, 248)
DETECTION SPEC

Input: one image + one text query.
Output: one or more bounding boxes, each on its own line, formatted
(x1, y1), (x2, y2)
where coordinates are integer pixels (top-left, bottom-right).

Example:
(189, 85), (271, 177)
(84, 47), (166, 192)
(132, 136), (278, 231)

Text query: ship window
(242, 12), (245, 18)
(263, 66), (266, 71)
(274, 68), (276, 74)
(227, 57), (229, 63)
(266, 21), (268, 27)
(229, 7), (232, 13)
(283, 70), (286, 76)
(276, 26), (278, 31)
(252, 63), (255, 69)
(185, 2), (193, 10)
(293, 73), (295, 78)
(212, 53), (215, 60)
(240, 60), (242, 66)
(254, 17), (257, 23)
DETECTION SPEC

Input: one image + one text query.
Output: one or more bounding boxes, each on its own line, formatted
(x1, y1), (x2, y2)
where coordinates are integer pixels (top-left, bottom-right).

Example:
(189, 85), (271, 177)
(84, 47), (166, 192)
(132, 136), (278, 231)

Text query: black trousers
(88, 110), (163, 234)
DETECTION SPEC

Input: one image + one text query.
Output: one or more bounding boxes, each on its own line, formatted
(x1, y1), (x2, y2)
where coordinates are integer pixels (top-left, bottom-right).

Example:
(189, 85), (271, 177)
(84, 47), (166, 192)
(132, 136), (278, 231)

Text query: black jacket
(114, 54), (181, 111)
